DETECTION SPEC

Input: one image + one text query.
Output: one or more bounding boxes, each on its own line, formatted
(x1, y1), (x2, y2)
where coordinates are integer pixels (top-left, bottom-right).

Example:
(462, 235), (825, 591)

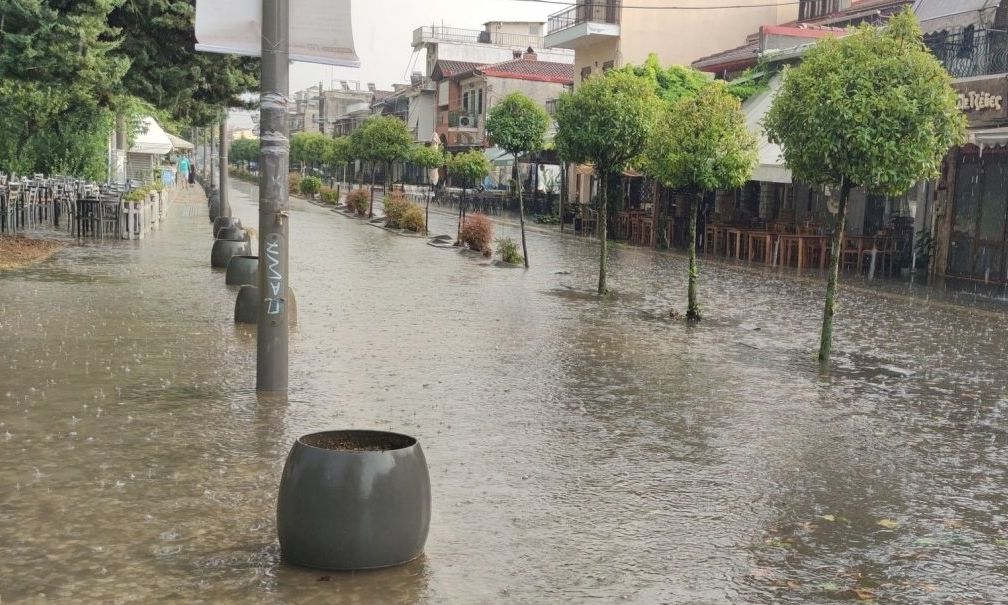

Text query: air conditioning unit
(459, 115), (474, 128)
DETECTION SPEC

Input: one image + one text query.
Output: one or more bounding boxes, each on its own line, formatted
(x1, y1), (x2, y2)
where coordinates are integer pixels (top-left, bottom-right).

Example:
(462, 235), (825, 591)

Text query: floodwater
(1, 181), (1006, 604)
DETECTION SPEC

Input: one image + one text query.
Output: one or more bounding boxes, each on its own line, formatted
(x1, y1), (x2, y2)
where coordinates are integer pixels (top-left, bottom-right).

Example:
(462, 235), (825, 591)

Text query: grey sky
(231, 0), (557, 129)
(291, 0), (557, 91)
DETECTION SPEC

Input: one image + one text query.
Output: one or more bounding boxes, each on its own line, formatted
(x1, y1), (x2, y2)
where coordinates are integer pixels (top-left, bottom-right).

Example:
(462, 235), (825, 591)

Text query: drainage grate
(181, 206), (204, 218)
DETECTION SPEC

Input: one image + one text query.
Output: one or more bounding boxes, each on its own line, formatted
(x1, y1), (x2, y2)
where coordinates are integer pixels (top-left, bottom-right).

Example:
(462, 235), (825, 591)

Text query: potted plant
(277, 430), (430, 570)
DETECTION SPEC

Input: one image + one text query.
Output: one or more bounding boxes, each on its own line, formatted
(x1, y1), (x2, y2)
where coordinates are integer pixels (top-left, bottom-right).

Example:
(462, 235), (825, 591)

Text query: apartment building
(544, 0), (798, 205)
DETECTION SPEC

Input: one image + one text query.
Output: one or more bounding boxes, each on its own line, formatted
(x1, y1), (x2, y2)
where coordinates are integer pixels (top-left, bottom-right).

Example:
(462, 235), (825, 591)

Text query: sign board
(953, 76), (1008, 127)
(195, 0), (360, 67)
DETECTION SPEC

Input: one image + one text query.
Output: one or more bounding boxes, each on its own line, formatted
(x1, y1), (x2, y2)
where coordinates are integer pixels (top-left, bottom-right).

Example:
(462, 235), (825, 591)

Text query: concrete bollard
(225, 255), (258, 286)
(211, 238), (251, 268)
(234, 285), (298, 325)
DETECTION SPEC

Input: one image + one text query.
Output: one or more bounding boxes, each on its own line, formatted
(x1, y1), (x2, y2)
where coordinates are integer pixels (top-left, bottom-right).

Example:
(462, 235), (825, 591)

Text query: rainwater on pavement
(1, 181), (1006, 604)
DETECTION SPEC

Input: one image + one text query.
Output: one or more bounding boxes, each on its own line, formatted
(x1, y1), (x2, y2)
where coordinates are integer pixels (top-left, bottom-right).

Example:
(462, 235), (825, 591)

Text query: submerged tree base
(0, 236), (64, 270)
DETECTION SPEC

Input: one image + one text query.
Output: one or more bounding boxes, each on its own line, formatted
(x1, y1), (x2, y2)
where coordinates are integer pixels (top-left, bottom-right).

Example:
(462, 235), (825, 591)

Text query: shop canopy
(912, 0), (998, 31)
(129, 117), (174, 156)
(167, 133), (194, 151)
(742, 73), (792, 184)
(968, 126), (1008, 150)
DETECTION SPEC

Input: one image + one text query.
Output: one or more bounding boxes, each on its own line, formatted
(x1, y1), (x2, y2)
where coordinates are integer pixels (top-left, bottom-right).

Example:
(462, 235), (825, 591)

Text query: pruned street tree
(409, 145), (445, 232)
(446, 150), (491, 244)
(353, 116), (413, 217)
(764, 11), (966, 362)
(554, 71), (659, 294)
(486, 92), (550, 269)
(643, 82), (756, 320)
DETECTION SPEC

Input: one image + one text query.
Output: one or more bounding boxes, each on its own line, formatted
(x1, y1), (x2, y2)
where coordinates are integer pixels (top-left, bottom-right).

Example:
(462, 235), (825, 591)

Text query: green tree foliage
(107, 0), (259, 126)
(446, 149), (490, 189)
(409, 145), (444, 174)
(620, 54), (708, 104)
(554, 71), (659, 294)
(409, 144), (444, 231)
(229, 138), (260, 168)
(290, 132), (331, 171)
(0, 0), (129, 104)
(353, 116), (413, 216)
(356, 116), (413, 185)
(623, 53), (763, 103)
(0, 0), (258, 176)
(644, 83), (756, 320)
(0, 82), (112, 180)
(763, 11), (966, 362)
(486, 92), (549, 269)
(322, 136), (351, 172)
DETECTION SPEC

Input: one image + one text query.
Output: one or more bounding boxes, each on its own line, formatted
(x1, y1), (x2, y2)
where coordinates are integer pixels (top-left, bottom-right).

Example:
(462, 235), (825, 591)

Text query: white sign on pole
(195, 0), (360, 67)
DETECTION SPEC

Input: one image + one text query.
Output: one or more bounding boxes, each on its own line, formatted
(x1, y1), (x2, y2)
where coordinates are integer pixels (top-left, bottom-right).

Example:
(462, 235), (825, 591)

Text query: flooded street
(2, 182), (1007, 604)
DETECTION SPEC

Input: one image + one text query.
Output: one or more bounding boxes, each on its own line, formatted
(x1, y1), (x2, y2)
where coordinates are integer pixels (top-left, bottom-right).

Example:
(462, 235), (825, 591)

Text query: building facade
(546, 0), (799, 205)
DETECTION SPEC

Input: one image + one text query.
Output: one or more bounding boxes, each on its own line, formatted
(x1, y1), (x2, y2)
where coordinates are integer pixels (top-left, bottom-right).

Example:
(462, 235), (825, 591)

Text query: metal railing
(925, 28), (1008, 79)
(547, 1), (620, 35)
(413, 26), (545, 50)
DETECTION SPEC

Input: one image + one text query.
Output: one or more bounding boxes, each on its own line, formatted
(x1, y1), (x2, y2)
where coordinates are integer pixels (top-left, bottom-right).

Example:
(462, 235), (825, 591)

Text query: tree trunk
(686, 190), (702, 321)
(457, 188), (465, 244)
(369, 163), (376, 218)
(559, 162), (565, 234)
(426, 181), (432, 234)
(514, 161), (530, 268)
(597, 171), (609, 295)
(819, 180), (852, 363)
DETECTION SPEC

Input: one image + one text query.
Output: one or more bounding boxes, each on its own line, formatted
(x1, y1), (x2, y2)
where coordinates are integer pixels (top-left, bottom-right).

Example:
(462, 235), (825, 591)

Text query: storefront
(935, 75), (1008, 283)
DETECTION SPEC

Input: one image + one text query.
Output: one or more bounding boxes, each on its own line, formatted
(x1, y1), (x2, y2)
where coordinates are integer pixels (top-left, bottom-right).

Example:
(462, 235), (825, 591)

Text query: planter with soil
(277, 430), (431, 571)
(213, 216), (241, 238)
(211, 238), (251, 268)
(225, 255), (258, 286)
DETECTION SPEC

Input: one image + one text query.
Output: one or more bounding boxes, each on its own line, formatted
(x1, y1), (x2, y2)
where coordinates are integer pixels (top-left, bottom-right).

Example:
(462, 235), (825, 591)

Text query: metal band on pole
(257, 0), (290, 391)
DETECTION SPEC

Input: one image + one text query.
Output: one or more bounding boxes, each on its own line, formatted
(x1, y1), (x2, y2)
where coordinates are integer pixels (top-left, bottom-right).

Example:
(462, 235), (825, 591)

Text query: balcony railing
(547, 1), (620, 35)
(413, 26), (545, 50)
(925, 28), (1008, 79)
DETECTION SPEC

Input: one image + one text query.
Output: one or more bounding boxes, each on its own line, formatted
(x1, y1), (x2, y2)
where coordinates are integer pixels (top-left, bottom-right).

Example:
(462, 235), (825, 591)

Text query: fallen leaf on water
(994, 538), (1008, 547)
(877, 519), (900, 529)
(820, 514), (836, 522)
(819, 582), (841, 592)
(852, 587), (877, 601)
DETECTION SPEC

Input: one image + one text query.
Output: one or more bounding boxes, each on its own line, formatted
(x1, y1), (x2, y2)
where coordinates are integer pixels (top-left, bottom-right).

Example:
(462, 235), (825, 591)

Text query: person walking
(188, 159), (196, 187)
(178, 154), (191, 189)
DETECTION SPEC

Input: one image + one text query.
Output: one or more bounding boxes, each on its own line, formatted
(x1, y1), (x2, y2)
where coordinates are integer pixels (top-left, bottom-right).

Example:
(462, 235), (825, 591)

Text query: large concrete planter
(213, 216), (241, 238)
(234, 285), (297, 324)
(211, 238), (251, 268)
(216, 227), (247, 242)
(277, 430), (431, 571)
(225, 255), (258, 286)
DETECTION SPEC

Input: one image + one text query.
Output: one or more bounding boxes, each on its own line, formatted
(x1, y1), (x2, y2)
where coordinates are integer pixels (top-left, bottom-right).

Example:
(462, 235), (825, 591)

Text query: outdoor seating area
(0, 173), (167, 240)
(701, 220), (906, 276)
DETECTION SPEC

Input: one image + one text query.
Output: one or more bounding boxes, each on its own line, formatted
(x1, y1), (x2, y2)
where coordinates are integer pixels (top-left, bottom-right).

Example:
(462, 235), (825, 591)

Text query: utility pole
(219, 116), (230, 217)
(318, 80), (325, 135)
(257, 0), (290, 391)
(209, 125), (217, 190)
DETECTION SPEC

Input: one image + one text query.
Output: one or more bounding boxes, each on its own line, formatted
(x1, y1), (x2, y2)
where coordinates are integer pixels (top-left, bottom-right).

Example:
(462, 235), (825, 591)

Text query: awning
(130, 117), (173, 155)
(742, 73), (792, 183)
(167, 133), (194, 151)
(968, 126), (1008, 150)
(912, 0), (998, 32)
